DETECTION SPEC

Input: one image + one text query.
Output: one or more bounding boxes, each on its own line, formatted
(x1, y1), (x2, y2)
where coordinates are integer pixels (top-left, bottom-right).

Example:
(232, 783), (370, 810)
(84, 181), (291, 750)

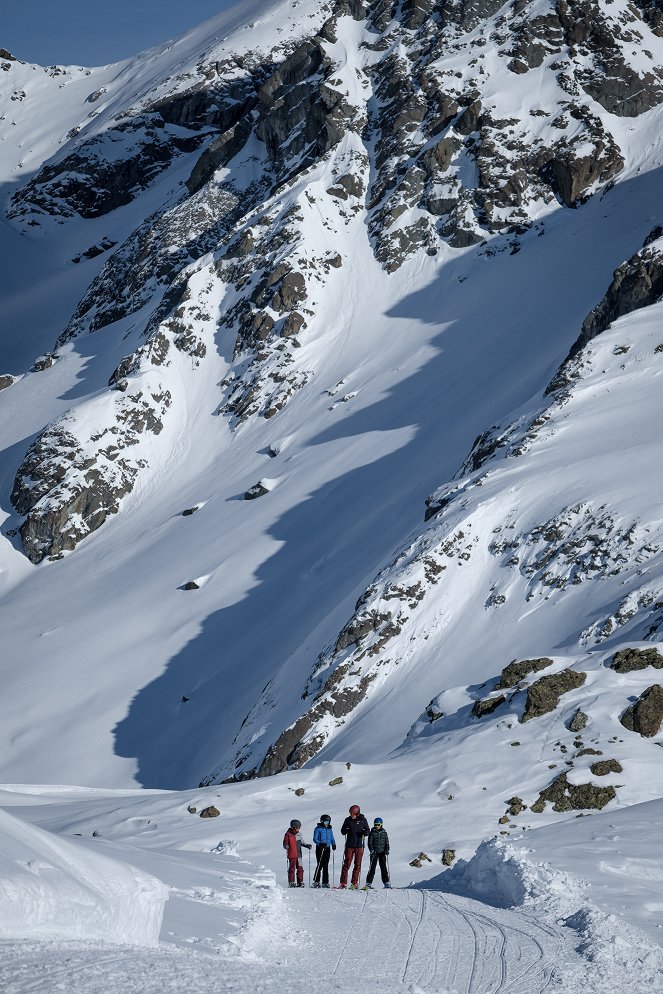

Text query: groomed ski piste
(1, 780), (663, 994)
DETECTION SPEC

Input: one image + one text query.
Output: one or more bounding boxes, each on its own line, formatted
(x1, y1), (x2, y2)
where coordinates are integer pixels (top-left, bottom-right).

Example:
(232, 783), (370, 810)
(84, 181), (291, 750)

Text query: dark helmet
(290, 819), (301, 830)
(349, 804), (360, 815)
(320, 814), (331, 823)
(374, 817), (383, 825)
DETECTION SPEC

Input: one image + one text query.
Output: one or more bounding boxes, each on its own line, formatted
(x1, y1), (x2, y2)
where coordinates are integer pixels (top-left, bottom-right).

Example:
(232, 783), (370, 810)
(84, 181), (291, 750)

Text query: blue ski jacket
(313, 824), (336, 847)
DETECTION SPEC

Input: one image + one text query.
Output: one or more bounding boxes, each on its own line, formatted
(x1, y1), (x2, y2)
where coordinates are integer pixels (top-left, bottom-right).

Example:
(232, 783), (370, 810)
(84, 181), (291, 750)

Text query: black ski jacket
(341, 814), (370, 848)
(368, 827), (389, 854)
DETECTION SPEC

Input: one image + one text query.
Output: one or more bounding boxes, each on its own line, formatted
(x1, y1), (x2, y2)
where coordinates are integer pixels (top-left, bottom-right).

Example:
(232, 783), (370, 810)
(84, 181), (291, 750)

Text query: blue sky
(4, 1), (241, 67)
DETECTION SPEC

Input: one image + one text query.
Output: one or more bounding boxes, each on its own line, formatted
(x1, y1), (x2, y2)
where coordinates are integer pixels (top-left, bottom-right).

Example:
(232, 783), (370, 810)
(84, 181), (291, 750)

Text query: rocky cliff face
(8, 0), (663, 561)
(219, 226), (663, 780)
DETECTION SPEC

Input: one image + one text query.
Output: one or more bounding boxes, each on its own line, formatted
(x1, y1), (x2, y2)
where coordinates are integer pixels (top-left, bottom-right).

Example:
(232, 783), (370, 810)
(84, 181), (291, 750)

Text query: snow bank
(434, 837), (663, 992)
(0, 808), (168, 946)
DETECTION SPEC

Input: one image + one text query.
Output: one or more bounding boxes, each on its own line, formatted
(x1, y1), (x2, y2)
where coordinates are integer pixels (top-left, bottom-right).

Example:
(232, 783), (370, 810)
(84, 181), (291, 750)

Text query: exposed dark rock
(182, 581), (200, 590)
(442, 848), (456, 866)
(294, 787), (305, 796)
(611, 647), (663, 673)
(542, 130), (624, 208)
(33, 353), (56, 372)
(187, 805), (197, 814)
(186, 117), (253, 194)
(199, 805), (220, 818)
(590, 759), (623, 776)
(575, 747), (602, 757)
(327, 172), (365, 199)
(522, 669), (586, 722)
(244, 481), (270, 500)
(328, 776), (343, 786)
(280, 312), (306, 339)
(496, 657), (553, 690)
(0, 374), (14, 391)
(471, 694), (506, 718)
(506, 796), (527, 816)
(568, 709), (588, 732)
(621, 685), (663, 737)
(549, 230), (663, 390)
(182, 506), (200, 517)
(426, 702), (445, 722)
(531, 772), (616, 813)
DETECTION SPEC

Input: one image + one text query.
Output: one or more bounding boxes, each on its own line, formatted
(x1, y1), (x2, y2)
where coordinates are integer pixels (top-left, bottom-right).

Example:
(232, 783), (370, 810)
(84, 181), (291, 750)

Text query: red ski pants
(287, 856), (304, 885)
(340, 847), (364, 887)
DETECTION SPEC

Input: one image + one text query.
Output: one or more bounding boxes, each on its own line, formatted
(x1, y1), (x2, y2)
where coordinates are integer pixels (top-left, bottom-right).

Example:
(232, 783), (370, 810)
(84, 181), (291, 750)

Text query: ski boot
(362, 884), (374, 890)
(384, 882), (392, 889)
(322, 883), (330, 888)
(297, 882), (305, 887)
(312, 881), (321, 888)
(288, 882), (297, 888)
(349, 884), (358, 890)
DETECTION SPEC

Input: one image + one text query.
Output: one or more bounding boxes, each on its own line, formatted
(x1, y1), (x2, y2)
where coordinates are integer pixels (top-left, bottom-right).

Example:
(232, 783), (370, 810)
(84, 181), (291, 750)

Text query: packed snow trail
(0, 886), (566, 994)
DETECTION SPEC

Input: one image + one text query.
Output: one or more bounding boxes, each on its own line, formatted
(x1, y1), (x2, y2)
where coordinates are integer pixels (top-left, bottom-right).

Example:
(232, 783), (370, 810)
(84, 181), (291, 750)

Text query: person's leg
(296, 857), (304, 885)
(366, 853), (378, 885)
(288, 857), (297, 884)
(340, 847), (353, 886)
(321, 847), (330, 886)
(313, 844), (324, 883)
(379, 853), (389, 883)
(351, 848), (364, 887)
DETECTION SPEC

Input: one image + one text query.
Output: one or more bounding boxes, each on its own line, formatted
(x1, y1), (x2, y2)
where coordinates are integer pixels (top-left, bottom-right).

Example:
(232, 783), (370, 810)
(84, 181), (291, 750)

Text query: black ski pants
(313, 844), (331, 885)
(366, 851), (389, 885)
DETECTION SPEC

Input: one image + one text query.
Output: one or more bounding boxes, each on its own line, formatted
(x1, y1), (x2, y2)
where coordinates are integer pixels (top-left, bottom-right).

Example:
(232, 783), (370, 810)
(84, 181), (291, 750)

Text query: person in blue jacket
(312, 814), (336, 887)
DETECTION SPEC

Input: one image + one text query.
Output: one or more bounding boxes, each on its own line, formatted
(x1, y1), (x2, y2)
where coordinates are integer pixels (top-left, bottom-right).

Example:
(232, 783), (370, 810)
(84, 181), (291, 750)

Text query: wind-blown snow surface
(0, 807), (167, 945)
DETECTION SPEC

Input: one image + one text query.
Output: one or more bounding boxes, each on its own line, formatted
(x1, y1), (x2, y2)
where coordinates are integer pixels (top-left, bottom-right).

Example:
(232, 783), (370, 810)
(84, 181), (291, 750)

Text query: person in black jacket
(363, 817), (391, 889)
(339, 804), (370, 889)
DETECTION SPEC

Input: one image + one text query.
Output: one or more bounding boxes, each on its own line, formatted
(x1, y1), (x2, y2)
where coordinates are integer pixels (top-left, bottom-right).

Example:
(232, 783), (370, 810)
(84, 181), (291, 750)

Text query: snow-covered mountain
(2, 0), (663, 946)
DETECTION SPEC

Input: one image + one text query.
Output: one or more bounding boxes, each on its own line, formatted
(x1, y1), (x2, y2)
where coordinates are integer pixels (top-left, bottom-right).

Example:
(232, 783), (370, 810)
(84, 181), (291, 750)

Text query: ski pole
(308, 847), (311, 887)
(332, 850), (335, 888)
(386, 854), (390, 886)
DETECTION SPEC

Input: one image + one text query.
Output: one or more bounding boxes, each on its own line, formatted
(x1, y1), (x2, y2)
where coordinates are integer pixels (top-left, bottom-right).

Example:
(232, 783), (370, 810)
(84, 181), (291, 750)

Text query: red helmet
(349, 804), (360, 815)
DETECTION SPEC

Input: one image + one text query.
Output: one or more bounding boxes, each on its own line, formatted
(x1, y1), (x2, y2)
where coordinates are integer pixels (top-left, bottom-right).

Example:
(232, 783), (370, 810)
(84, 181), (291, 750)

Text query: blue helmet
(373, 817), (383, 825)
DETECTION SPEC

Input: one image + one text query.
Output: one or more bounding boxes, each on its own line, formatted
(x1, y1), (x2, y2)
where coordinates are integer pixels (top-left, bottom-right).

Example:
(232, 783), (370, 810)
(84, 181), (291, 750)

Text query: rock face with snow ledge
(231, 226), (663, 780)
(6, 0), (663, 559)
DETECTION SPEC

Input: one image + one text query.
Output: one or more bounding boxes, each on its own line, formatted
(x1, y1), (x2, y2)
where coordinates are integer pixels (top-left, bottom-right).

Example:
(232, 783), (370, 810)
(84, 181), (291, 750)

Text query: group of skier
(283, 804), (391, 890)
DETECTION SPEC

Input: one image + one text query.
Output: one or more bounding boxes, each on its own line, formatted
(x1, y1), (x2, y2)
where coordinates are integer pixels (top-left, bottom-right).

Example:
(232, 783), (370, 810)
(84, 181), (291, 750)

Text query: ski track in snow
(0, 888), (564, 994)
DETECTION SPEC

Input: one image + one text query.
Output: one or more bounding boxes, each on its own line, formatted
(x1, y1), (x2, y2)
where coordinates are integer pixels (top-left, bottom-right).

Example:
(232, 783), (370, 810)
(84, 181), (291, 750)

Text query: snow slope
(0, 806), (167, 945)
(1, 0), (663, 987)
(1, 782), (662, 993)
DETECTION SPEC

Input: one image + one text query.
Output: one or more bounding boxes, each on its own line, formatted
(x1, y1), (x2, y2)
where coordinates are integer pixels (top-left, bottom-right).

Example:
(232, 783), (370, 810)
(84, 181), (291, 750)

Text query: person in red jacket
(339, 804), (370, 889)
(283, 818), (312, 887)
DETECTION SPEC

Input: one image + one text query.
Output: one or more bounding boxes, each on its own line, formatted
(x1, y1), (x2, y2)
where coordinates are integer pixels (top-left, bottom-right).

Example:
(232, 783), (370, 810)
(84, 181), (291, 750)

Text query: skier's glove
(332, 844), (336, 850)
(304, 843), (312, 849)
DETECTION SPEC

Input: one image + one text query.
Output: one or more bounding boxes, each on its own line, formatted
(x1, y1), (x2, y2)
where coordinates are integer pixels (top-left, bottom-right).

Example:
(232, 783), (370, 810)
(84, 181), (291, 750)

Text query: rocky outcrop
(496, 657), (553, 690)
(620, 685), (663, 737)
(0, 374), (14, 391)
(568, 709), (588, 732)
(471, 694), (506, 718)
(531, 772), (616, 813)
(590, 759), (622, 776)
(11, 349), (172, 562)
(521, 669), (586, 722)
(549, 230), (663, 391)
(611, 646), (663, 673)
